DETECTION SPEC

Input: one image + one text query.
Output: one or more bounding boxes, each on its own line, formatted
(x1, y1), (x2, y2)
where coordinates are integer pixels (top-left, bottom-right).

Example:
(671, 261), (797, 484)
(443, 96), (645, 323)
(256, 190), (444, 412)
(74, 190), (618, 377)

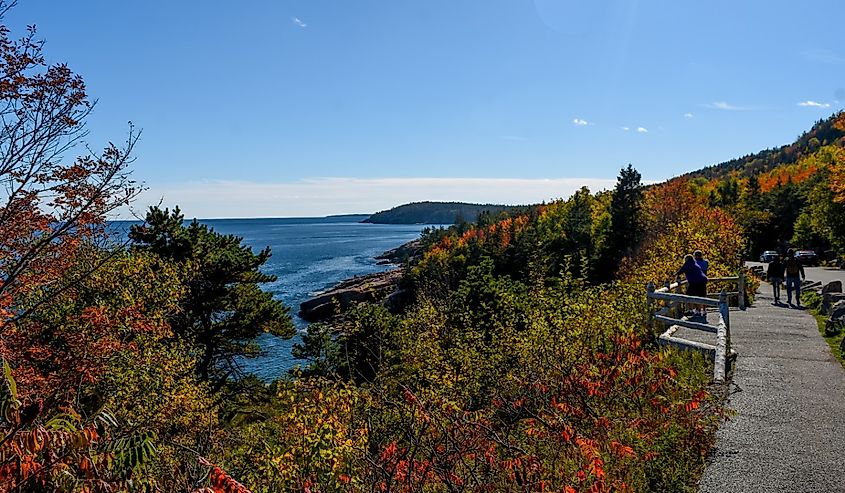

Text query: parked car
(795, 250), (819, 266)
(759, 250), (778, 263)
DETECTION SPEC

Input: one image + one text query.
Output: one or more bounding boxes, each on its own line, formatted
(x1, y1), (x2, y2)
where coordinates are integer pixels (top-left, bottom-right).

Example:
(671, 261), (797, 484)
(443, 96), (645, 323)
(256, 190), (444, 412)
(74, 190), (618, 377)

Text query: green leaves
(0, 358), (20, 424)
(103, 430), (158, 476)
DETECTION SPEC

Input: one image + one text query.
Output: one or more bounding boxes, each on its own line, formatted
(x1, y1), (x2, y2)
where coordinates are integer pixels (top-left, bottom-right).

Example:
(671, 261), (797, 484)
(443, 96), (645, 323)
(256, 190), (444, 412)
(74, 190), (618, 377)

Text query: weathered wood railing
(646, 271), (744, 383)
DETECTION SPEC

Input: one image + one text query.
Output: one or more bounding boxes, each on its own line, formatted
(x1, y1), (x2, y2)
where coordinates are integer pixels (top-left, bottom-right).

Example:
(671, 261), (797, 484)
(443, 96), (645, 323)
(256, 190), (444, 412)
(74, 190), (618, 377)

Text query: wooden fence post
(737, 254), (745, 310)
(720, 289), (731, 354)
(646, 282), (655, 329)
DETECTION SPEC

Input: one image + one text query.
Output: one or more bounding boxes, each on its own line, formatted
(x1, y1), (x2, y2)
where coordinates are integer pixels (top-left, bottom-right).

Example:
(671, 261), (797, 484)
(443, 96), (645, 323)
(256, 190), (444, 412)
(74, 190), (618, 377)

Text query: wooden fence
(646, 271), (745, 383)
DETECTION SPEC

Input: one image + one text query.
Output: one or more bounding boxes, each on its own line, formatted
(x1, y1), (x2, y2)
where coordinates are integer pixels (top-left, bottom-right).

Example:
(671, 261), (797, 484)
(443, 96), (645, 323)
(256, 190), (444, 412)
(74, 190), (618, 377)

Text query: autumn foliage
(7, 1), (845, 490)
(0, 7), (229, 491)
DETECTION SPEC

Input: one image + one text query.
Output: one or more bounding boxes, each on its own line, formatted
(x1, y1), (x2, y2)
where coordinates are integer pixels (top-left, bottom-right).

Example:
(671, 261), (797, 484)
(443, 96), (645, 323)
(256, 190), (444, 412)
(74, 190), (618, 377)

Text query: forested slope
(363, 201), (526, 224)
(677, 112), (845, 256)
(684, 111), (845, 181)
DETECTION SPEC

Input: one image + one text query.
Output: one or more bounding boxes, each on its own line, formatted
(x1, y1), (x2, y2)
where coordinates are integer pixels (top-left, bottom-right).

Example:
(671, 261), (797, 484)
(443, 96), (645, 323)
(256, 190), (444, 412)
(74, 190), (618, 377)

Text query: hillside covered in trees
(363, 201), (526, 224)
(684, 113), (845, 181)
(679, 111), (845, 256)
(3, 3), (845, 489)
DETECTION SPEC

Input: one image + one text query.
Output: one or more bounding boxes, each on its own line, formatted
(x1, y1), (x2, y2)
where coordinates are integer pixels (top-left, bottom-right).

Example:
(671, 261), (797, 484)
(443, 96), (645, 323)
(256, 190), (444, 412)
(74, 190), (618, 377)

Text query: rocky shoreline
(297, 239), (422, 322)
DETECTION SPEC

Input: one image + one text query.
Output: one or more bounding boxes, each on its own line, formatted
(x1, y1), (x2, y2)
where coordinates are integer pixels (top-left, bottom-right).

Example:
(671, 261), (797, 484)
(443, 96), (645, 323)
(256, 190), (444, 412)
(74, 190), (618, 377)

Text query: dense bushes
(255, 167), (736, 491)
(223, 283), (720, 492)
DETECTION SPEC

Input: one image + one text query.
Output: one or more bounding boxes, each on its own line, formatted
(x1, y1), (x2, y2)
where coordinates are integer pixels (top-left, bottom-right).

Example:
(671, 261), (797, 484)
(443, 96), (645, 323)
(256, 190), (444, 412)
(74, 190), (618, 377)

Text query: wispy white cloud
(705, 101), (751, 111)
(637, 127), (648, 133)
(120, 177), (621, 219)
(684, 113), (694, 118)
(621, 127), (630, 131)
(573, 118), (589, 126)
(292, 17), (307, 28)
(798, 100), (831, 108)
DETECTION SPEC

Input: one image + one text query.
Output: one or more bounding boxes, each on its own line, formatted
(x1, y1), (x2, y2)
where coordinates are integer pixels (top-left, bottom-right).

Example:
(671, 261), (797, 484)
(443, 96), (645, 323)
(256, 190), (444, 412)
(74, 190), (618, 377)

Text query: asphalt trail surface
(698, 281), (845, 492)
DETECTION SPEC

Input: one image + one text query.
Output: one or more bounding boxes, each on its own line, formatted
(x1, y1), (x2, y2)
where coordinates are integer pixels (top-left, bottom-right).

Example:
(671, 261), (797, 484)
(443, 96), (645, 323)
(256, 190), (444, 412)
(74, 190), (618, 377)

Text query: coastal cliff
(298, 239), (422, 322)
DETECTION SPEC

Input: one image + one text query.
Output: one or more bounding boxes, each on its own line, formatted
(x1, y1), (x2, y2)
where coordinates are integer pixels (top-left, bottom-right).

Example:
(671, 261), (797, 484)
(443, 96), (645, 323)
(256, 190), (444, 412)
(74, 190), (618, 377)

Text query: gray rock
(821, 280), (842, 294)
(802, 280), (822, 291)
(821, 293), (845, 315)
(374, 239), (422, 264)
(830, 300), (845, 321)
(298, 269), (403, 322)
(825, 318), (843, 336)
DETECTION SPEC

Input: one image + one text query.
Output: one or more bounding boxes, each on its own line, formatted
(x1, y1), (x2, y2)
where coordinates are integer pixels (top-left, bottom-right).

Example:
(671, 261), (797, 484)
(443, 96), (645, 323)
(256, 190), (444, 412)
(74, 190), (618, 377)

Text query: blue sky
(7, 1), (845, 217)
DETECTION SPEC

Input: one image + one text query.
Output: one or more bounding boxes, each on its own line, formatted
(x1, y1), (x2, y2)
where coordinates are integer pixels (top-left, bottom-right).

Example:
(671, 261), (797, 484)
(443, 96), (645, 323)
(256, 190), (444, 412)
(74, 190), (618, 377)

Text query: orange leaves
(755, 143), (844, 193)
(209, 465), (253, 493)
(823, 145), (845, 203)
(609, 441), (636, 459)
(426, 211), (533, 262)
(833, 111), (845, 132)
(380, 441), (399, 463)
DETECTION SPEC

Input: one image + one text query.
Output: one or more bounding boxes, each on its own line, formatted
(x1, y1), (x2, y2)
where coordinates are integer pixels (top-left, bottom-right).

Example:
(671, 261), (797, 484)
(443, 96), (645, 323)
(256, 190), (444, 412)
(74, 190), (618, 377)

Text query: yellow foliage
(625, 203), (745, 288)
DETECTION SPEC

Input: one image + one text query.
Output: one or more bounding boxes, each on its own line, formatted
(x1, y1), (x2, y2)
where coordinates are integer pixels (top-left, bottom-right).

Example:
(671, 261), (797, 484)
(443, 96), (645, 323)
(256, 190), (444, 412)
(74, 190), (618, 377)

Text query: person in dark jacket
(676, 254), (708, 317)
(694, 250), (709, 275)
(767, 255), (785, 304)
(783, 249), (806, 307)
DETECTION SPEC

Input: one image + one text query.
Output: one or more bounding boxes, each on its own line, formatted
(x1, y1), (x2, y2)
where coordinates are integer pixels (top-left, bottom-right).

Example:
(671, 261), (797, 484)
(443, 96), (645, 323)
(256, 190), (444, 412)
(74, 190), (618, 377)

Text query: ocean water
(114, 216), (430, 381)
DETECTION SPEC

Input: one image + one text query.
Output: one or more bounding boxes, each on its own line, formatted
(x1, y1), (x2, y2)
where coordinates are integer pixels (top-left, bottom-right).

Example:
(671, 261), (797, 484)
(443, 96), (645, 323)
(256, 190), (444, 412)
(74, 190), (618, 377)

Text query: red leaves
(209, 466), (253, 493)
(194, 458), (252, 493)
(610, 441), (636, 459)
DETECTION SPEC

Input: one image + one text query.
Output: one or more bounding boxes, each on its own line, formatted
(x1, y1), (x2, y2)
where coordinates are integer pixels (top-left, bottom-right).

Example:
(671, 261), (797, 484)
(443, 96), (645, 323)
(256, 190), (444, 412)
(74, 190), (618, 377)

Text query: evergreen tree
(745, 173), (761, 208)
(610, 165), (644, 255)
(129, 206), (295, 390)
(595, 165), (643, 281)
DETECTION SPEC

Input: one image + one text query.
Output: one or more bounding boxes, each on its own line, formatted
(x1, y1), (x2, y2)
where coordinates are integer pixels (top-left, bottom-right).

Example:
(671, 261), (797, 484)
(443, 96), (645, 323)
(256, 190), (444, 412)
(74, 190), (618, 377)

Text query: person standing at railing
(767, 254), (785, 305)
(676, 254), (708, 317)
(784, 249), (805, 307)
(694, 250), (709, 275)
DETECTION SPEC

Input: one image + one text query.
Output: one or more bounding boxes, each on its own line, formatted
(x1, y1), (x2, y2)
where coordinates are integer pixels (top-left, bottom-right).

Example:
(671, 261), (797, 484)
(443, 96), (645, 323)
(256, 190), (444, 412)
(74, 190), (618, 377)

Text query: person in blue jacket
(676, 254), (708, 317)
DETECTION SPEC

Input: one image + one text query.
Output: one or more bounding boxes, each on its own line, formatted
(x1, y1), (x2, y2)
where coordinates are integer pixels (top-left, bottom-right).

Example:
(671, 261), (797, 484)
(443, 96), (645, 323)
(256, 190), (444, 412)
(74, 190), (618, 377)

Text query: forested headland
(362, 201), (526, 225)
(2, 5), (845, 491)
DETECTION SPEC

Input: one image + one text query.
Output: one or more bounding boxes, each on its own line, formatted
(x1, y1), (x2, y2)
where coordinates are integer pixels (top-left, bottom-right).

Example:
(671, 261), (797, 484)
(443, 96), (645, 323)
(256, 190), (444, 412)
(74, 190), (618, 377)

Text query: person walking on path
(767, 254), (785, 304)
(676, 254), (708, 317)
(784, 249), (805, 307)
(694, 250), (709, 275)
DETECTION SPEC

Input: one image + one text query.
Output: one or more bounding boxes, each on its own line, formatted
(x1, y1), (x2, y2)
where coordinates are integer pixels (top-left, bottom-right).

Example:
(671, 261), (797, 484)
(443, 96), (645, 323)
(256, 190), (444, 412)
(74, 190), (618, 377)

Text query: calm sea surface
(112, 216), (430, 380)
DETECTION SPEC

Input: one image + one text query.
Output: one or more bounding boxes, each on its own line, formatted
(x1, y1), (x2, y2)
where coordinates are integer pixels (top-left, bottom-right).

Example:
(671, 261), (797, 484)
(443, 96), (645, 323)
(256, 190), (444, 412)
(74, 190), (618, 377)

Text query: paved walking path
(698, 283), (845, 492)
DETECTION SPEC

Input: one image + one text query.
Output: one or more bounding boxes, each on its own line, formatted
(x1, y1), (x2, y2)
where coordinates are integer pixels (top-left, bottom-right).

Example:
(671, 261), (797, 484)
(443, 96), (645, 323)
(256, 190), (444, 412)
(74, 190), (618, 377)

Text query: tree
(715, 177), (740, 207)
(0, 5), (138, 329)
(0, 7), (257, 490)
(609, 165), (643, 255)
(595, 165), (643, 281)
(129, 206), (295, 391)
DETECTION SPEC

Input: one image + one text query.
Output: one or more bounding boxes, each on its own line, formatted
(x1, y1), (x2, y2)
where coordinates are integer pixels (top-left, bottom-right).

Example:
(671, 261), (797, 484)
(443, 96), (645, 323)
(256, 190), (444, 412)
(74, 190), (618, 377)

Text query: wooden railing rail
(646, 269), (744, 383)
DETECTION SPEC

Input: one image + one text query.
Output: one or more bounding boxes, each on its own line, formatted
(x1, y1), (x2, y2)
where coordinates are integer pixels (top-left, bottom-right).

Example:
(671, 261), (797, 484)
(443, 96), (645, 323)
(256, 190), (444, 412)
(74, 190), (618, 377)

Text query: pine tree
(129, 206), (295, 390)
(594, 165), (644, 281)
